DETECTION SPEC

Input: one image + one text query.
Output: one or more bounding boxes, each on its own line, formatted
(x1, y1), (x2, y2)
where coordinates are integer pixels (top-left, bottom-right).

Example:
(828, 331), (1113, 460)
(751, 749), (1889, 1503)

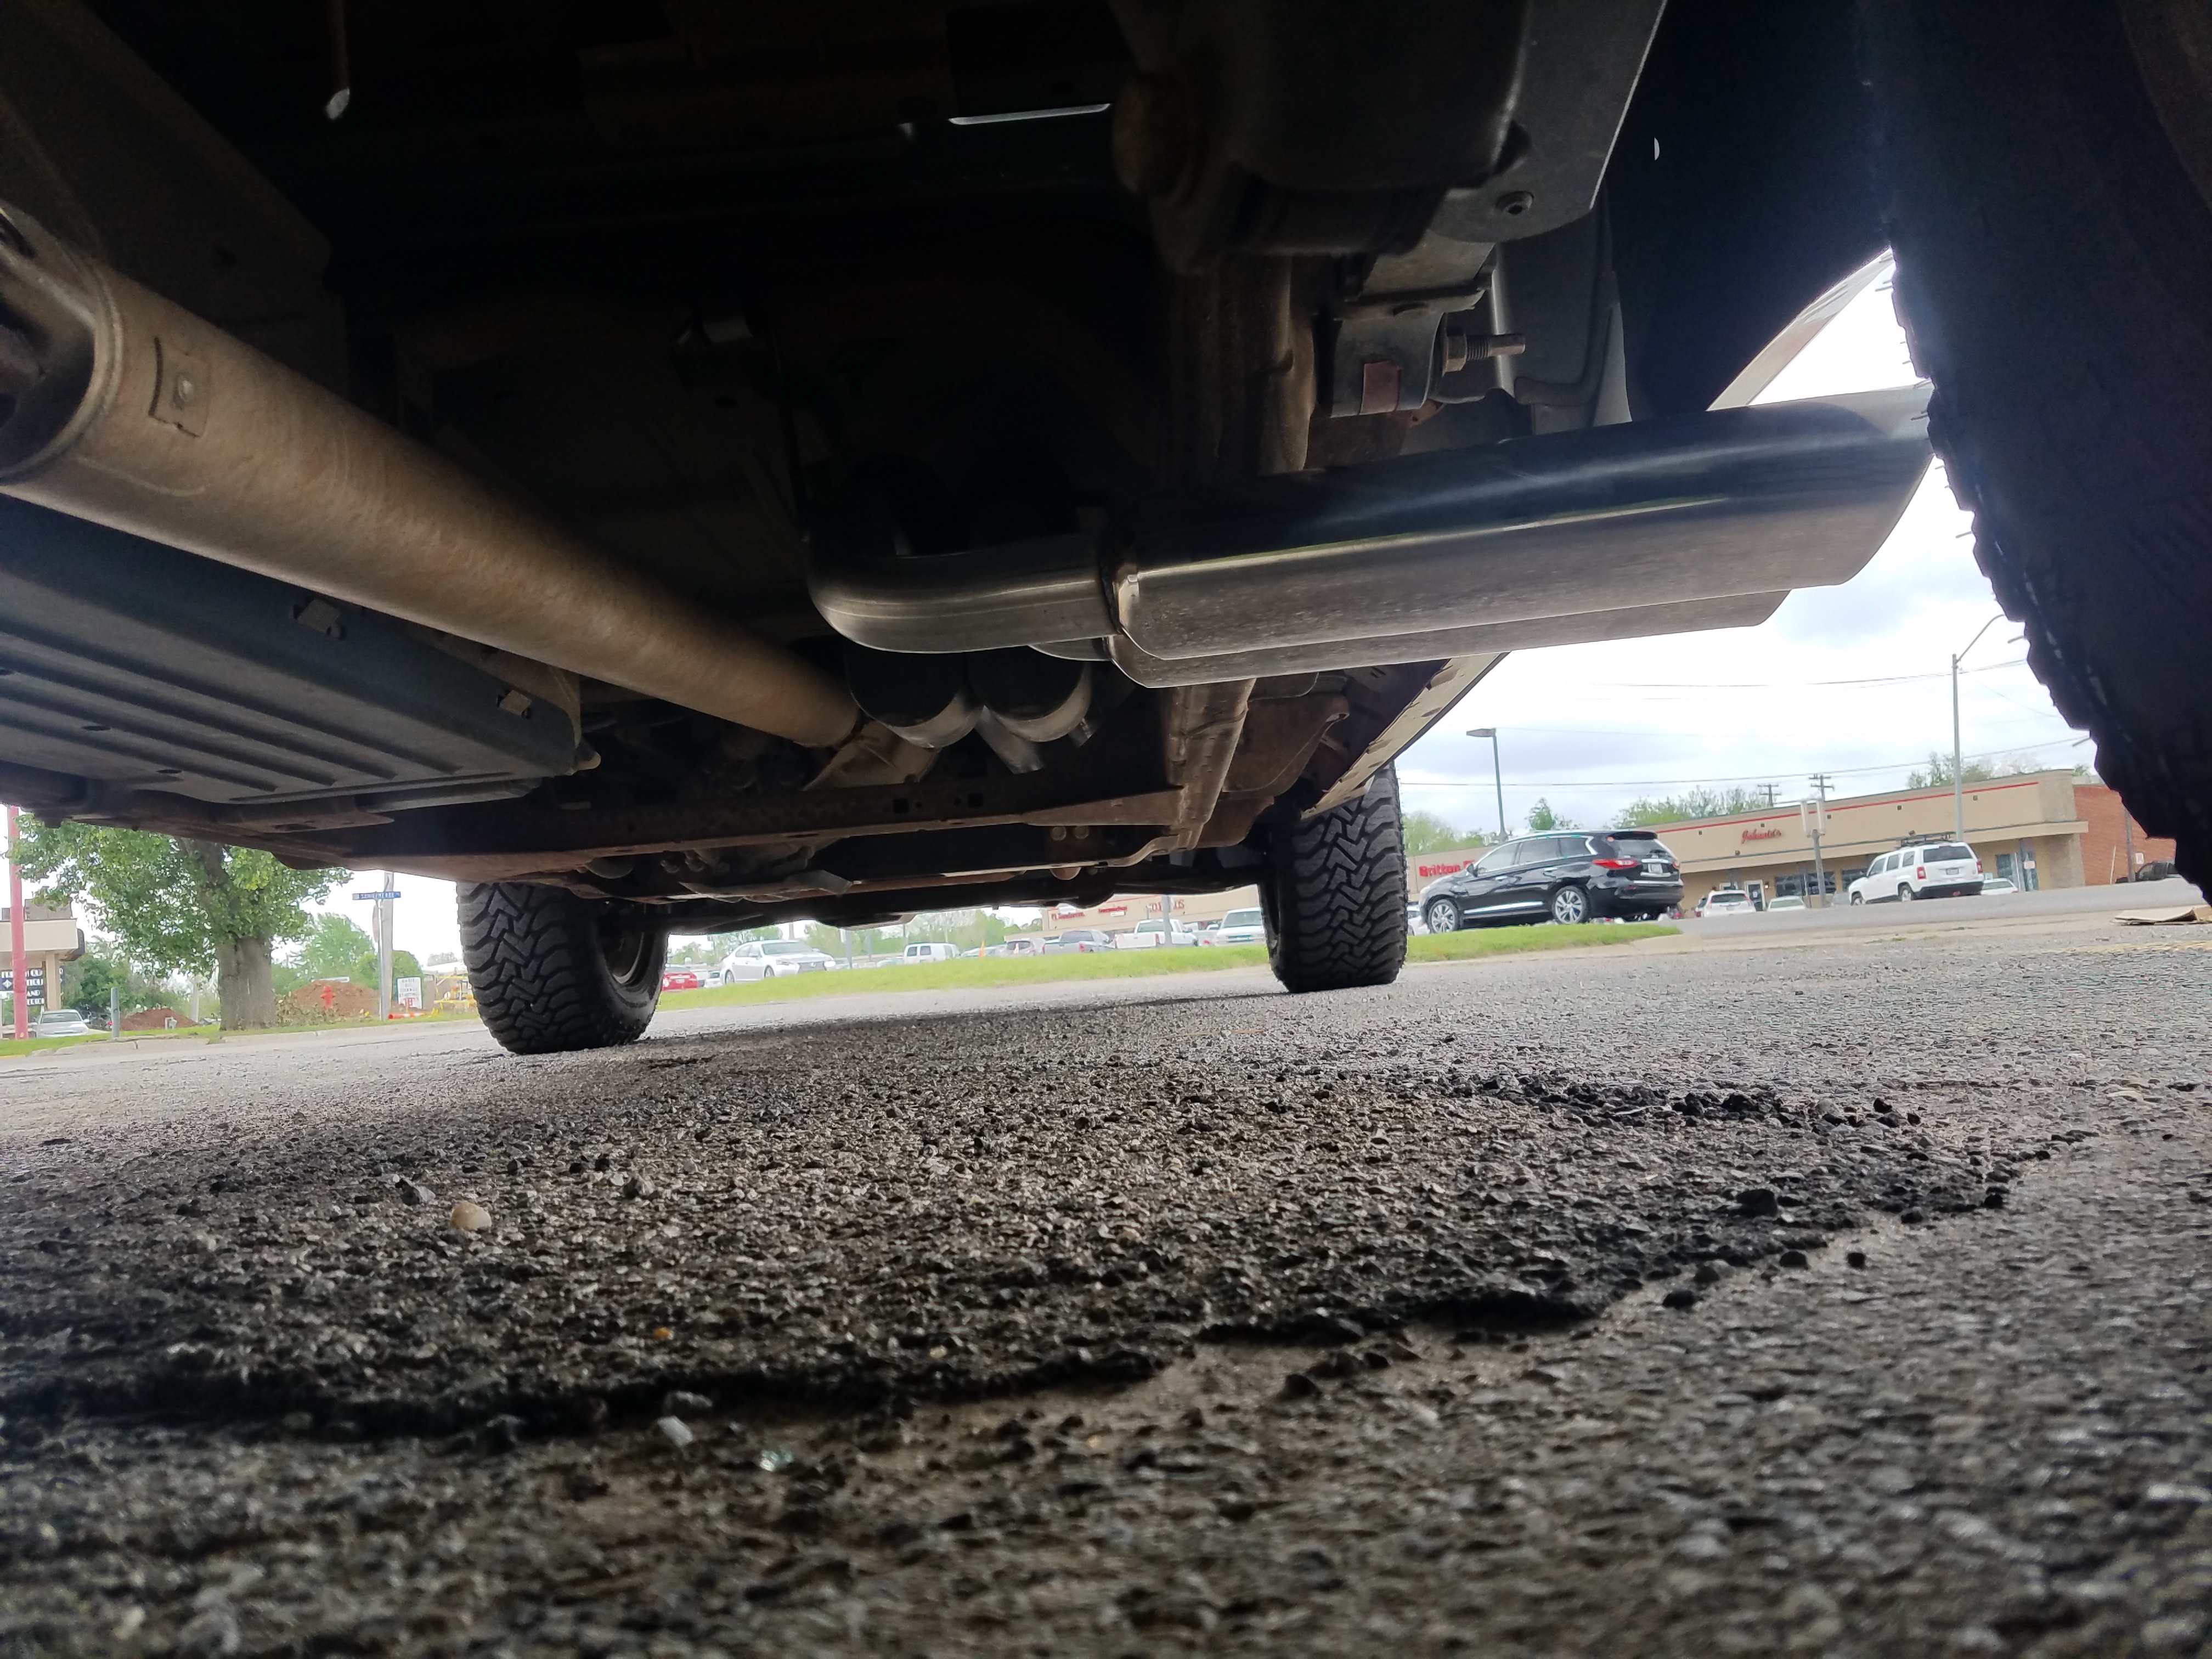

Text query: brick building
(1611, 770), (2168, 911)
(2073, 782), (2177, 885)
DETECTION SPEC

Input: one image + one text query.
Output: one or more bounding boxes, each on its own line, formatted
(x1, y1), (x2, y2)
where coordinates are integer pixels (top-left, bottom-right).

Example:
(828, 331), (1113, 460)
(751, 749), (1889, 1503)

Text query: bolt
(172, 374), (199, 407)
(1495, 189), (1534, 217)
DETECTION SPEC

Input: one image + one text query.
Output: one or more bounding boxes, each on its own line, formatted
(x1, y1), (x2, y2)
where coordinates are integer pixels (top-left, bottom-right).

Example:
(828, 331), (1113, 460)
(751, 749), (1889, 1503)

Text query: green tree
(60, 950), (170, 1019)
(1402, 810), (1487, 854)
(1907, 752), (1996, 788)
(293, 913), (375, 980)
(1525, 797), (1578, 833)
(1612, 786), (1770, 827)
(351, 947), (422, 989)
(15, 820), (342, 1029)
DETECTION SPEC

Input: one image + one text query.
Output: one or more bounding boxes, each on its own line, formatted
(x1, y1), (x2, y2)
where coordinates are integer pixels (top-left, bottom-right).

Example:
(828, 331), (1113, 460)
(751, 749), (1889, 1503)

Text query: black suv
(1420, 831), (1684, 931)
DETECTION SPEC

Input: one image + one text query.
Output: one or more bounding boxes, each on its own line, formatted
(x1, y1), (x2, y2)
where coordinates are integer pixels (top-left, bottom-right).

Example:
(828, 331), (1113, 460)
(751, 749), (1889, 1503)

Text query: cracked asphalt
(1, 900), (2207, 1656)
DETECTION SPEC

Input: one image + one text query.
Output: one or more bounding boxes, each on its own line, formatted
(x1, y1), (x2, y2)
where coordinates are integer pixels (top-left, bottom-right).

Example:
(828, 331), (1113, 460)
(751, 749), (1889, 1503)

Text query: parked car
(1847, 843), (1985, 905)
(29, 1008), (93, 1037)
(658, 968), (703, 992)
(1041, 930), (1114, 955)
(1979, 877), (2019, 895)
(1699, 888), (1759, 917)
(717, 940), (836, 982)
(1116, 919), (1203, 949)
(1420, 831), (1685, 932)
(899, 942), (961, 966)
(2128, 861), (2180, 883)
(1211, 907), (1269, 947)
(1765, 895), (1808, 912)
(1406, 902), (1427, 936)
(993, 937), (1047, 958)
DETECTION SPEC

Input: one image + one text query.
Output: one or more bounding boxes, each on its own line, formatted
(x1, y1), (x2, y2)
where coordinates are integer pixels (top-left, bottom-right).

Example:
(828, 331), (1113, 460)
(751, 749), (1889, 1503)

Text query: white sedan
(715, 940), (835, 983)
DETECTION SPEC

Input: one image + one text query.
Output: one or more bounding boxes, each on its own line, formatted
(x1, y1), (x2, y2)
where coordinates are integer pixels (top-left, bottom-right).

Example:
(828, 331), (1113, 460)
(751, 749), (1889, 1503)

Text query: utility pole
(1951, 612), (2005, 839)
(1759, 783), (1779, 809)
(5, 805), (26, 1039)
(1805, 773), (1833, 907)
(1466, 727), (1506, 840)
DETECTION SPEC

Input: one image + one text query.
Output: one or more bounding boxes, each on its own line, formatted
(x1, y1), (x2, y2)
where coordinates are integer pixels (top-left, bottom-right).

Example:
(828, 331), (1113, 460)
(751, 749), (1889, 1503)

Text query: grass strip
(659, 922), (1676, 1011)
(0, 1032), (112, 1059)
(0, 1012), (490, 1058)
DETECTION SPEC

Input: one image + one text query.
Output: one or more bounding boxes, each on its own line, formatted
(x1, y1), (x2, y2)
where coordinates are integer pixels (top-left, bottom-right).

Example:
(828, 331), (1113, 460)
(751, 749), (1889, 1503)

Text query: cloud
(1400, 275), (2083, 833)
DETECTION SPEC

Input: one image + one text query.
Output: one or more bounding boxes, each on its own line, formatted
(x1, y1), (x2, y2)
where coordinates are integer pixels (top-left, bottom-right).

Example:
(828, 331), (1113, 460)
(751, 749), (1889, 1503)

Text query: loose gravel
(1, 918), (2207, 1655)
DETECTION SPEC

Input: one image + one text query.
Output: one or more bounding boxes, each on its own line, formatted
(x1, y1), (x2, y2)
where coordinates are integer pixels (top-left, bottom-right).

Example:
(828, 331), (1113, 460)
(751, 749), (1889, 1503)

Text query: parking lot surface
(1, 896), (2208, 1656)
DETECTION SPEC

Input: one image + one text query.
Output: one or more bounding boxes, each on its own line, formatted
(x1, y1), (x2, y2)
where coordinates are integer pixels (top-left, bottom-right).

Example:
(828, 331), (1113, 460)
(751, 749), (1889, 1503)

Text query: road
(1, 893), (2207, 1655)
(1674, 874), (2205, 940)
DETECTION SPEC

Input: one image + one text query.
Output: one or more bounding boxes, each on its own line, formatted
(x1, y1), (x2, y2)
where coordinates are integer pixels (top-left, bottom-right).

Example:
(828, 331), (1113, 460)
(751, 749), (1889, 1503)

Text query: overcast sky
(14, 267), (2082, 968)
(1393, 270), (2081, 845)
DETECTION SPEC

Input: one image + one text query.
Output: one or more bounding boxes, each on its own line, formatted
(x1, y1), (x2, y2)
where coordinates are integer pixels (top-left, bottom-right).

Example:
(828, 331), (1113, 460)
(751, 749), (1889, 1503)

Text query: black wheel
(1868, 0), (2212, 893)
(1261, 765), (1408, 993)
(459, 882), (667, 1054)
(1423, 896), (1463, 934)
(1548, 883), (1590, 926)
(1897, 884), (1914, 904)
(1850, 891), (1865, 906)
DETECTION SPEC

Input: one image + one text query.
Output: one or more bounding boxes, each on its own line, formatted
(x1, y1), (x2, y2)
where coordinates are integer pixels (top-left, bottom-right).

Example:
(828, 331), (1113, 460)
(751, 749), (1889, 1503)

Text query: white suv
(1847, 842), (1985, 904)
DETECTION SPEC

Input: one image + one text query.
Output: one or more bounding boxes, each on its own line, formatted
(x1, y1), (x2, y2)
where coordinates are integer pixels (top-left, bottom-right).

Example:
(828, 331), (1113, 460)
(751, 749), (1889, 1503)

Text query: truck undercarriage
(1, 0), (2204, 1048)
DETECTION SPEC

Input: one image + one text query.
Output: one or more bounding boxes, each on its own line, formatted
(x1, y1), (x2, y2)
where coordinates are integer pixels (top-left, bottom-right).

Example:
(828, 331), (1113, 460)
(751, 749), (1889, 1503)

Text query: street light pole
(1951, 612), (2005, 840)
(1466, 727), (1506, 841)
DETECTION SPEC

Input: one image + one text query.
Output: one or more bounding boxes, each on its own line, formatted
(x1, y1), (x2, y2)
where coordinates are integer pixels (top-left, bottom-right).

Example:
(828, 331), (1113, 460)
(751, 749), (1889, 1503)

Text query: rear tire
(1549, 884), (1590, 926)
(459, 882), (667, 1055)
(1868, 0), (2212, 891)
(1898, 884), (1914, 904)
(1423, 896), (1463, 934)
(1262, 766), (1408, 993)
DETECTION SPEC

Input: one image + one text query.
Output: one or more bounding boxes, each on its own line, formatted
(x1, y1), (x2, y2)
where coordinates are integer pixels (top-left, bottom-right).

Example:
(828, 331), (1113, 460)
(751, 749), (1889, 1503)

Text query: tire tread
(1264, 766), (1408, 993)
(458, 882), (664, 1055)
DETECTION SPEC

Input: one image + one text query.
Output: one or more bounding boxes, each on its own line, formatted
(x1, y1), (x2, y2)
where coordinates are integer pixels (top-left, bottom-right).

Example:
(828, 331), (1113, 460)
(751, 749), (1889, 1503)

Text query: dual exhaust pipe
(843, 643), (1094, 772)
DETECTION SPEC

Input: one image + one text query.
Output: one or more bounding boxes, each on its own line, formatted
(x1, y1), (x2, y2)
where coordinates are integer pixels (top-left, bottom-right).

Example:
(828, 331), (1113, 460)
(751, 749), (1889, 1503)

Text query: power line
(1544, 657), (2030, 692)
(1421, 708), (2068, 741)
(1400, 739), (2082, 792)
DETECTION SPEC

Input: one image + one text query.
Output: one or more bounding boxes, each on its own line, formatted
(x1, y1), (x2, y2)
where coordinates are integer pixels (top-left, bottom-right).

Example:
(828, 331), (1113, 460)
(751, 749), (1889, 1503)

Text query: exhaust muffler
(811, 388), (1932, 669)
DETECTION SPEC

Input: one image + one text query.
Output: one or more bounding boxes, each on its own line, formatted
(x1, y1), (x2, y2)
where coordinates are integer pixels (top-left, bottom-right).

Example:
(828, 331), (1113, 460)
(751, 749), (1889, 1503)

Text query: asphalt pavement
(1, 892), (2207, 1656)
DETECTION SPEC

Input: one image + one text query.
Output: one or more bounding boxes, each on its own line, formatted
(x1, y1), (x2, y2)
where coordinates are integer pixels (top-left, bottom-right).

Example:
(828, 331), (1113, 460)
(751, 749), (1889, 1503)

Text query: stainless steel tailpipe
(0, 202), (858, 748)
(840, 643), (1093, 774)
(810, 388), (1933, 669)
